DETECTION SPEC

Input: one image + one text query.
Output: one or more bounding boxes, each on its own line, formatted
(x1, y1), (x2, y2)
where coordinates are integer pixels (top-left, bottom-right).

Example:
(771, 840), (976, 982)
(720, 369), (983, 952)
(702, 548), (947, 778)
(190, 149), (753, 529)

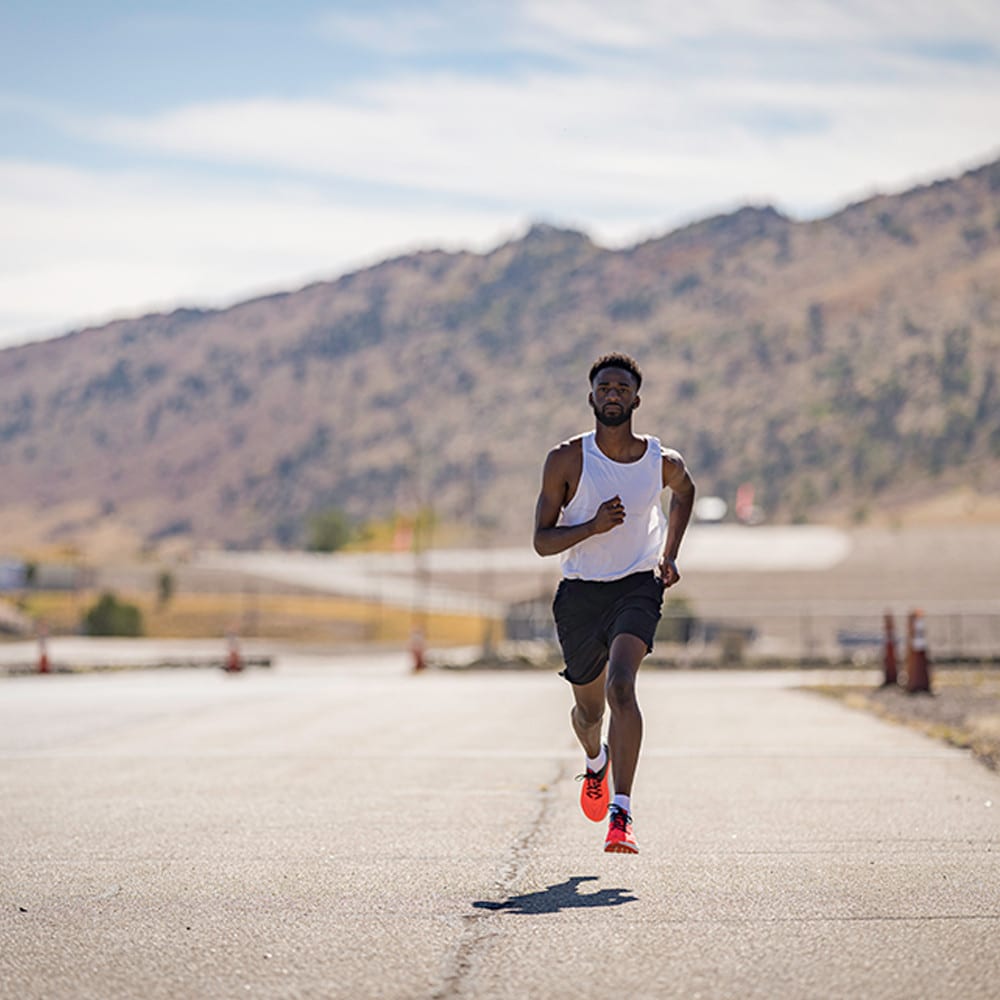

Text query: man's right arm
(533, 444), (624, 556)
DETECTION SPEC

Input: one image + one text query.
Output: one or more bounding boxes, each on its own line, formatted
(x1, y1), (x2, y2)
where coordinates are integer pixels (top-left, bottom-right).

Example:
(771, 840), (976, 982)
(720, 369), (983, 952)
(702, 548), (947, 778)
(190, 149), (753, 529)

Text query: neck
(593, 421), (641, 459)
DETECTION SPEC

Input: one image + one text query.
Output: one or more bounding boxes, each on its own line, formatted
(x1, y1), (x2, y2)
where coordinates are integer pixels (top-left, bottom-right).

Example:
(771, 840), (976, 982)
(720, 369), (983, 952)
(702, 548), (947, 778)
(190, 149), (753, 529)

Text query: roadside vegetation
(18, 587), (494, 646)
(811, 669), (1000, 772)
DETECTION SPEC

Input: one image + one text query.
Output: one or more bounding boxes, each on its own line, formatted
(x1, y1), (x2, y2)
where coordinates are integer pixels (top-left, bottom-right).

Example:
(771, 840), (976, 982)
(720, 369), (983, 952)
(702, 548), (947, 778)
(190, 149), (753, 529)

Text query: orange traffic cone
(881, 612), (898, 686)
(37, 623), (50, 675)
(906, 609), (931, 694)
(225, 630), (243, 673)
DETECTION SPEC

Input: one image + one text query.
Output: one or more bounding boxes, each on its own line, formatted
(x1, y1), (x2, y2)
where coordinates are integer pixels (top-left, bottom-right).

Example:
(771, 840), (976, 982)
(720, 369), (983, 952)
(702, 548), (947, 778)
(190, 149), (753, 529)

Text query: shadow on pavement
(472, 875), (637, 915)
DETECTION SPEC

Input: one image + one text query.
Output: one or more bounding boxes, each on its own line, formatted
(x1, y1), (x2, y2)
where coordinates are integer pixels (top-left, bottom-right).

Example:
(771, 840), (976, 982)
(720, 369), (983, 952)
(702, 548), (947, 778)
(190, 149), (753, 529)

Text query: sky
(3, 1), (1000, 349)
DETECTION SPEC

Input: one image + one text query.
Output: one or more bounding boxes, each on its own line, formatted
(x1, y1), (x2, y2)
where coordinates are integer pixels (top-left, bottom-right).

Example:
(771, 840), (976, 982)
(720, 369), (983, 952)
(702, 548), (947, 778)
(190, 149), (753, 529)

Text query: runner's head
(588, 353), (641, 427)
(589, 353), (642, 390)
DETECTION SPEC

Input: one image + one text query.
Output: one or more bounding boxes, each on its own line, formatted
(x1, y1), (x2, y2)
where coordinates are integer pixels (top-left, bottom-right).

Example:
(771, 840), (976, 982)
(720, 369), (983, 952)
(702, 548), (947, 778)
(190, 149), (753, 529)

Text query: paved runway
(2, 653), (998, 999)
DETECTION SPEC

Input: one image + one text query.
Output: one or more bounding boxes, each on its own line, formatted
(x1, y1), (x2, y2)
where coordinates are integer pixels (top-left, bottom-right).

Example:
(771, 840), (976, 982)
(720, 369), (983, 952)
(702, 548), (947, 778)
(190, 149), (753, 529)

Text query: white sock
(586, 745), (607, 772)
(612, 794), (631, 815)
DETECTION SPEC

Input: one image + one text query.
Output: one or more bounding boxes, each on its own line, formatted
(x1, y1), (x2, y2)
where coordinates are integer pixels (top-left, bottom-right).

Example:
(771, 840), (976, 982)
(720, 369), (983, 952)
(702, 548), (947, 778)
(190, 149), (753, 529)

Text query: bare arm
(658, 448), (696, 588)
(533, 443), (625, 556)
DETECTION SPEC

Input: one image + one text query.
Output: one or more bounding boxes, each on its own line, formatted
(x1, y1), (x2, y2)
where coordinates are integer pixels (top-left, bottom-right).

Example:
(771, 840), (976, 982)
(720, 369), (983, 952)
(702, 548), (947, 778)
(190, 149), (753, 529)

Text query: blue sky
(3, 1), (1000, 347)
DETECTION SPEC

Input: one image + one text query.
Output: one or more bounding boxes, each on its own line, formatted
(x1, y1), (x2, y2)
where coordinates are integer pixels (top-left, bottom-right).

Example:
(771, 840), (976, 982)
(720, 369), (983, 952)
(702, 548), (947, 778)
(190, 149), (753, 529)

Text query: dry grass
(19, 589), (495, 647)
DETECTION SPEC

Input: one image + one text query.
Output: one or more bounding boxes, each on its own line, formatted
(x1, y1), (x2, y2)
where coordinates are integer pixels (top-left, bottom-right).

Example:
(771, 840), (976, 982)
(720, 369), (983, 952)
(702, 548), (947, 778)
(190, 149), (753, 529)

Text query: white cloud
(531, 0), (1000, 46)
(319, 0), (1000, 58)
(87, 55), (1000, 216)
(0, 160), (520, 346)
(318, 5), (501, 54)
(4, 0), (1000, 345)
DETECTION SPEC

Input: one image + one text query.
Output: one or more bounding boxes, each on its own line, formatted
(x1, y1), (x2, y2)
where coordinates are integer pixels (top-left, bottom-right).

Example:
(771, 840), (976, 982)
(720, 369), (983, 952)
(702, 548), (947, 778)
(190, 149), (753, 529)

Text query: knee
(606, 674), (637, 712)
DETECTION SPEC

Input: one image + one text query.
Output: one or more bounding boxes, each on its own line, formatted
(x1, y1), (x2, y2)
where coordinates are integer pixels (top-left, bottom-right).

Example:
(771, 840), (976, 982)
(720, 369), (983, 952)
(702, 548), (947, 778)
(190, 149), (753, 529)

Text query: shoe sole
(604, 842), (639, 854)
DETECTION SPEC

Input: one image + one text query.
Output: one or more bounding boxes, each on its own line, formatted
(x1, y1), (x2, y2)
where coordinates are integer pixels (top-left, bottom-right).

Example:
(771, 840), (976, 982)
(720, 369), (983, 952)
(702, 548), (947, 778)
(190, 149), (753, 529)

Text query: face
(589, 366), (640, 427)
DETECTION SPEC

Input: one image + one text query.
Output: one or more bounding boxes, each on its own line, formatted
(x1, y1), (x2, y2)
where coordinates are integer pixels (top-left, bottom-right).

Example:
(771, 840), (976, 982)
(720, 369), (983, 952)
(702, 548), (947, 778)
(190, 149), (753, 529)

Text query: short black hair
(589, 352), (642, 389)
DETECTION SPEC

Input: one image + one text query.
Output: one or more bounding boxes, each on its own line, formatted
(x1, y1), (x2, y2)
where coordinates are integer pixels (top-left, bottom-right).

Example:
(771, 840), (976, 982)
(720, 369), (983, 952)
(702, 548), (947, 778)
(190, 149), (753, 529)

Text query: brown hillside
(2, 158), (999, 551)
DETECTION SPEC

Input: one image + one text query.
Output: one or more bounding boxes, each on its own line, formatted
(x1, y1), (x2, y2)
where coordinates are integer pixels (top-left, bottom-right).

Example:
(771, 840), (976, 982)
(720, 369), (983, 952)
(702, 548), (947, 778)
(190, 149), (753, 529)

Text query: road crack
(432, 757), (569, 999)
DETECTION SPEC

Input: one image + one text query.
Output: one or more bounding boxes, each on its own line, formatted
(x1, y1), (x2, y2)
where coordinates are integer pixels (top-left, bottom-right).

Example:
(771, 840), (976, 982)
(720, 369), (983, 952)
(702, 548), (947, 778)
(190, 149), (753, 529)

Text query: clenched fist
(593, 495), (626, 534)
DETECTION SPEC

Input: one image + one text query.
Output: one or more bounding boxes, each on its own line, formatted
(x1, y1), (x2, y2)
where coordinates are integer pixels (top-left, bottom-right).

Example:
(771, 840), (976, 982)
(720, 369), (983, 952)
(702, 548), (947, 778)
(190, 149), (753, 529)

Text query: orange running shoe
(576, 744), (610, 822)
(604, 805), (638, 854)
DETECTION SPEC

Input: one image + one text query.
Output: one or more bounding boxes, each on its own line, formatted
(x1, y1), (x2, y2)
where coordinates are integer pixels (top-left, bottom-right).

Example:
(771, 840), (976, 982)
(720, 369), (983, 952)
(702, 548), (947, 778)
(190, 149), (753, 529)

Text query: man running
(533, 352), (696, 853)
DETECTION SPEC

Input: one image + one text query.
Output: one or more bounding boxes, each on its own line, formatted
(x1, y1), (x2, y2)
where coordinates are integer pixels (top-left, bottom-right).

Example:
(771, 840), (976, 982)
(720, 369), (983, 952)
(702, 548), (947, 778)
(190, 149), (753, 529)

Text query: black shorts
(552, 571), (664, 686)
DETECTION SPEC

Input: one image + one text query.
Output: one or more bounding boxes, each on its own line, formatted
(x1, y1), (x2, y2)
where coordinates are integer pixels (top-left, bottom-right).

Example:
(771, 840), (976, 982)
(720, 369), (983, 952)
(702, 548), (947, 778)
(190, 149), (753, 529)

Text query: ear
(587, 391), (595, 408)
(633, 394), (641, 410)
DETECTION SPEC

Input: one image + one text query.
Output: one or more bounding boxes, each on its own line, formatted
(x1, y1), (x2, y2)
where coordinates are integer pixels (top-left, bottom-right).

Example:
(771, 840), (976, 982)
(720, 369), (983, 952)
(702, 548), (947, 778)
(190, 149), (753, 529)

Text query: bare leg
(570, 667), (607, 759)
(605, 633), (646, 798)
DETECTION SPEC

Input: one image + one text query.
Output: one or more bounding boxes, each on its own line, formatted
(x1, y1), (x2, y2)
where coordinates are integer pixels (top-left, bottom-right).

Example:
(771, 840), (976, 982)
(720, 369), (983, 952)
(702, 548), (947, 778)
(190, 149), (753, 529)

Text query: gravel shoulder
(810, 667), (1000, 771)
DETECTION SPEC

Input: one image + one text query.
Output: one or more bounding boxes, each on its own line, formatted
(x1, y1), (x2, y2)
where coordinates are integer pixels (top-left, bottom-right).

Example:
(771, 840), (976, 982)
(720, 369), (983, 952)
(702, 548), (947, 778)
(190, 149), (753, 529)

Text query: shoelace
(575, 767), (606, 800)
(609, 808), (630, 832)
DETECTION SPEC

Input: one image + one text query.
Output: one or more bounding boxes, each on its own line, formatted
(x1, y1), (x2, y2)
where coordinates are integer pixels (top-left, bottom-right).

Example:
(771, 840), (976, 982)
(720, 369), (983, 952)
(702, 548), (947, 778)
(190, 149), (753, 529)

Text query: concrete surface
(1, 653), (998, 999)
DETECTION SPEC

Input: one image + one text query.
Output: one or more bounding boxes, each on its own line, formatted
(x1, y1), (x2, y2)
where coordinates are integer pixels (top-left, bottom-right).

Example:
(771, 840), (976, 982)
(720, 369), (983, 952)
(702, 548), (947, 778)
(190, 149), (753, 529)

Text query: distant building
(0, 560), (26, 591)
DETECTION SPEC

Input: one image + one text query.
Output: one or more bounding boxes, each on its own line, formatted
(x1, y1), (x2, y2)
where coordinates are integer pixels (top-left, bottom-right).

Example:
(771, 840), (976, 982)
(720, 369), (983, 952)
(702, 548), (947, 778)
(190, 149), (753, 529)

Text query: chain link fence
(505, 595), (1000, 667)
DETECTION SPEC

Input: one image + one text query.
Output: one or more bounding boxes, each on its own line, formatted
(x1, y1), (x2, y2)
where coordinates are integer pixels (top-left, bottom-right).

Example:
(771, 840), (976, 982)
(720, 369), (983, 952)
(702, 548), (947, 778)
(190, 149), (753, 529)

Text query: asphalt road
(2, 653), (999, 999)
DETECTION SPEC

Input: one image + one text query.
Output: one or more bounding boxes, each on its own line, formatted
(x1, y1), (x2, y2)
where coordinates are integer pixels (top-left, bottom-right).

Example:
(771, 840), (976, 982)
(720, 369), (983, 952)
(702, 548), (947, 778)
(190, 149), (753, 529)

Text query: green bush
(83, 591), (144, 637)
(307, 507), (355, 552)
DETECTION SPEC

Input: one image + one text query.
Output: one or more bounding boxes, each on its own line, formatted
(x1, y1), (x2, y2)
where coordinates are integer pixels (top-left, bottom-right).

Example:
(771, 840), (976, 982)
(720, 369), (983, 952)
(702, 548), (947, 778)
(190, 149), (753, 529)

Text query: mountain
(2, 158), (1000, 552)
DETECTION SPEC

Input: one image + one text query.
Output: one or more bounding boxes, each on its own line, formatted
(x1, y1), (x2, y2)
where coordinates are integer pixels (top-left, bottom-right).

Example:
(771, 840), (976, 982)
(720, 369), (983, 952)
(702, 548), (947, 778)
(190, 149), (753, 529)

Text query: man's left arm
(659, 448), (696, 588)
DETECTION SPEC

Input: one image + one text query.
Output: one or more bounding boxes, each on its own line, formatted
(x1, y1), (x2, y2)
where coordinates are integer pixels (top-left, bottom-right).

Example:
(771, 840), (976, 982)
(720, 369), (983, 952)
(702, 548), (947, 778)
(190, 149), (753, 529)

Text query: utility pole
(410, 436), (432, 671)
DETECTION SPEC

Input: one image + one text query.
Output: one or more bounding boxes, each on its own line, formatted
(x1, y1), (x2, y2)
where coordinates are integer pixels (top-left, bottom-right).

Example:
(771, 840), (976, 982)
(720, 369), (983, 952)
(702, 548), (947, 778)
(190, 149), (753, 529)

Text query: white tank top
(558, 431), (666, 581)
